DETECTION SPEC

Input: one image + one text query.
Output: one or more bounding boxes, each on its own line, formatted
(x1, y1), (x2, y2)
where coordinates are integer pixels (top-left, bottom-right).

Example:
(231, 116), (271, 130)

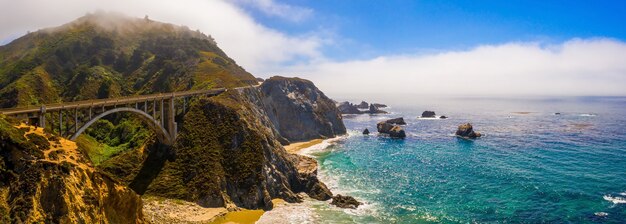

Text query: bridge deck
(0, 88), (226, 115)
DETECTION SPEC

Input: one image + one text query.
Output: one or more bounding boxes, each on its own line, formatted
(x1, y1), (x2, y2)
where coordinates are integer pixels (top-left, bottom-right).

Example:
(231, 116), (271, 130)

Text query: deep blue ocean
(260, 96), (626, 223)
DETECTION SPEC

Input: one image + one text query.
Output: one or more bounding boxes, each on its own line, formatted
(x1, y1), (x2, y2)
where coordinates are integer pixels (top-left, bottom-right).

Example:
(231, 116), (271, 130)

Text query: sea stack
(331, 195), (363, 209)
(372, 103), (387, 108)
(455, 123), (482, 139)
(369, 104), (388, 114)
(363, 128), (370, 135)
(421, 111), (436, 118)
(356, 101), (369, 109)
(377, 121), (406, 138)
(337, 102), (362, 114)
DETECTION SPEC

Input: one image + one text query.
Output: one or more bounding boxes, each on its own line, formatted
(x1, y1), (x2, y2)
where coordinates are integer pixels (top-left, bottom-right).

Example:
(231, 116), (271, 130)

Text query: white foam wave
(603, 195), (626, 204)
(298, 134), (350, 156)
(417, 116), (446, 120)
(257, 198), (320, 224)
(594, 212), (609, 217)
(619, 192), (626, 196)
(579, 113), (597, 117)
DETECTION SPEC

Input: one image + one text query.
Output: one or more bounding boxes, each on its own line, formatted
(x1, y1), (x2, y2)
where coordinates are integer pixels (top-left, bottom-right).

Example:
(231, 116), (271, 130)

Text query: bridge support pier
(39, 106), (46, 129)
(168, 96), (176, 140)
(59, 111), (62, 135)
(160, 99), (164, 127)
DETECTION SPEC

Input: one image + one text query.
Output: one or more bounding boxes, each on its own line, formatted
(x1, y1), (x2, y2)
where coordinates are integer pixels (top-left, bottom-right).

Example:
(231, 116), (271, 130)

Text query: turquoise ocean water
(259, 96), (626, 223)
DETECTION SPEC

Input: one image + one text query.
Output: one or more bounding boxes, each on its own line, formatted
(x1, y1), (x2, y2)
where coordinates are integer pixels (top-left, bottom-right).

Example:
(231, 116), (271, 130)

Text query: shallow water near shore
(261, 96), (626, 223)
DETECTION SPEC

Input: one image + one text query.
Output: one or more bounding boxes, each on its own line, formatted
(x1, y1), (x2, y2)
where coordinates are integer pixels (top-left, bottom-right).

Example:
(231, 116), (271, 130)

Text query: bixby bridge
(0, 88), (227, 145)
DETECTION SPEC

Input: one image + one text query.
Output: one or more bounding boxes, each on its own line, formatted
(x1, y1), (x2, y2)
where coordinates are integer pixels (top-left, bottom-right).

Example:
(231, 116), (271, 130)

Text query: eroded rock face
(456, 123), (481, 139)
(356, 101), (369, 109)
(259, 76), (347, 142)
(422, 111), (436, 118)
(376, 121), (406, 138)
(337, 102), (362, 114)
(369, 104), (388, 114)
(0, 118), (144, 223)
(372, 103), (387, 108)
(145, 88), (333, 210)
(330, 195), (362, 209)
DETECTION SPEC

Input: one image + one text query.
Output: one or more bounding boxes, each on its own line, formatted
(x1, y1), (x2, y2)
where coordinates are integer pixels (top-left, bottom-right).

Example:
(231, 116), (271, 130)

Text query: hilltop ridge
(0, 12), (256, 108)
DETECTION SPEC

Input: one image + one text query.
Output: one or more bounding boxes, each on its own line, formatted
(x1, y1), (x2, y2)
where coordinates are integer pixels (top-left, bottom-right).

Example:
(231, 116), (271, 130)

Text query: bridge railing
(0, 88), (226, 115)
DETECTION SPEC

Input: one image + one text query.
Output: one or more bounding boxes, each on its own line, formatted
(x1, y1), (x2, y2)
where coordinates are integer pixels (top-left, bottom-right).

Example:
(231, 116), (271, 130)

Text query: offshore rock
(356, 101), (369, 109)
(368, 104), (388, 114)
(376, 121), (406, 138)
(362, 128), (370, 135)
(456, 123), (482, 139)
(421, 111), (436, 118)
(372, 103), (387, 108)
(337, 102), (362, 114)
(330, 195), (362, 209)
(260, 76), (347, 142)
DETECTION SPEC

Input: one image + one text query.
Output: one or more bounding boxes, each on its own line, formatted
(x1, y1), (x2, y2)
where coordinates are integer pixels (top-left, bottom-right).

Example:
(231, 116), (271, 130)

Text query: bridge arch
(69, 107), (173, 145)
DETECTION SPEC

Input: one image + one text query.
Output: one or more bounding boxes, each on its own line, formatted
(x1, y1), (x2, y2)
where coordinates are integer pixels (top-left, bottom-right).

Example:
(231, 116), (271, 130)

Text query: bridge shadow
(128, 141), (174, 195)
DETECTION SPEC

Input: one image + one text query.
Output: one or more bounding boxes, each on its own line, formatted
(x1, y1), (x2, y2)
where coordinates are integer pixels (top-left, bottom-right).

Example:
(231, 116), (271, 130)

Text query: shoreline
(201, 139), (330, 223)
(284, 138), (324, 154)
(142, 139), (330, 224)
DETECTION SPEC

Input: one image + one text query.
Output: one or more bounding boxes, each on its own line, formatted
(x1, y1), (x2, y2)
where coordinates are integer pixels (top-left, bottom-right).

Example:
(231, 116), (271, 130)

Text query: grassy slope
(0, 13), (258, 171)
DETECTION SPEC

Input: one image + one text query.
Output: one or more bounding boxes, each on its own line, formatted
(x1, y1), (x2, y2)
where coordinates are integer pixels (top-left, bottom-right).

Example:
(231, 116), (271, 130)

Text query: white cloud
(0, 0), (324, 75)
(1, 1), (624, 97)
(279, 38), (626, 96)
(233, 0), (313, 22)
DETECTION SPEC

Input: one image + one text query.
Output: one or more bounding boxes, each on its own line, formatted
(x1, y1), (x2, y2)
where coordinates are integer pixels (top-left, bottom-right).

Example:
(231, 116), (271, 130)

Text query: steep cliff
(0, 116), (143, 223)
(259, 76), (347, 143)
(143, 88), (332, 210)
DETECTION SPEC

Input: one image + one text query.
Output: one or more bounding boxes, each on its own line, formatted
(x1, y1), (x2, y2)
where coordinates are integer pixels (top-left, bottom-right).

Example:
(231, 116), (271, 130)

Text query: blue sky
(1, 0), (626, 96)
(241, 0), (626, 60)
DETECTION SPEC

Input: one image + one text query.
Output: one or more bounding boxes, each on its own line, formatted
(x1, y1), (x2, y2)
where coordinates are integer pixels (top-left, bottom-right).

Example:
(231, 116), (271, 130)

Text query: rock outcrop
(330, 195), (362, 209)
(144, 87), (333, 210)
(455, 123), (482, 139)
(368, 104), (388, 114)
(440, 115), (448, 119)
(386, 117), (406, 125)
(259, 76), (347, 143)
(421, 111), (436, 118)
(0, 117), (144, 223)
(337, 102), (362, 114)
(356, 101), (369, 109)
(372, 103), (387, 108)
(376, 121), (406, 138)
(362, 128), (370, 135)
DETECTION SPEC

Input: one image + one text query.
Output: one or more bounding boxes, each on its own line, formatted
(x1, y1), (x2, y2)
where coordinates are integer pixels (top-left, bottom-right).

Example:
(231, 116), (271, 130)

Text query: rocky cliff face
(142, 88), (332, 210)
(0, 116), (143, 223)
(259, 76), (347, 143)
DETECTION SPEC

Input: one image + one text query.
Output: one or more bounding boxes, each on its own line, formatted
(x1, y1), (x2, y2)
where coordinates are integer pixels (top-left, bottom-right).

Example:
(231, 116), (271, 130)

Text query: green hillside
(0, 12), (256, 108)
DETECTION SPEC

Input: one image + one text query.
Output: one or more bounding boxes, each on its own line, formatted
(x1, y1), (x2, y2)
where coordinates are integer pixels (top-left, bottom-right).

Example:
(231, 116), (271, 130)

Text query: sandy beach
(284, 139), (324, 154)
